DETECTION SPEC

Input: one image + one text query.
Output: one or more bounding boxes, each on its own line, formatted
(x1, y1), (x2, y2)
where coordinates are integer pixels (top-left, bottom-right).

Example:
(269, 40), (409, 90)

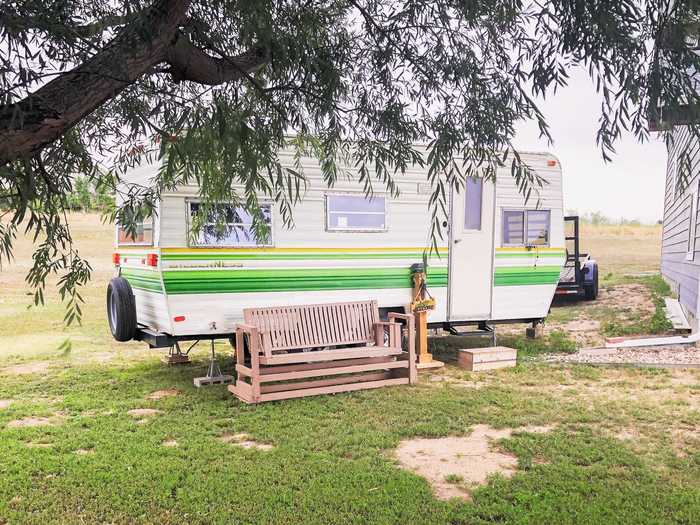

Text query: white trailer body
(113, 149), (565, 339)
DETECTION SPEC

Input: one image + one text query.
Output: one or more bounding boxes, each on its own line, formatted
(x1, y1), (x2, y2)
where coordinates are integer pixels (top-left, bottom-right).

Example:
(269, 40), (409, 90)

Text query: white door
(447, 178), (495, 320)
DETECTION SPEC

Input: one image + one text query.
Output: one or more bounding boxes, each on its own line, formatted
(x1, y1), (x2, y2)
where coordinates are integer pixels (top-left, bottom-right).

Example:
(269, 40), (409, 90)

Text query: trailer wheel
(583, 262), (599, 300)
(107, 277), (137, 342)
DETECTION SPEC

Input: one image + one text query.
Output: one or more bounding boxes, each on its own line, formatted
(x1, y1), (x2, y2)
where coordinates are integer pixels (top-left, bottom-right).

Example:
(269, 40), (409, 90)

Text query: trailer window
(526, 210), (550, 245)
(188, 202), (272, 247)
(117, 218), (153, 246)
(326, 194), (386, 231)
(502, 210), (524, 245)
(502, 209), (550, 247)
(464, 177), (483, 230)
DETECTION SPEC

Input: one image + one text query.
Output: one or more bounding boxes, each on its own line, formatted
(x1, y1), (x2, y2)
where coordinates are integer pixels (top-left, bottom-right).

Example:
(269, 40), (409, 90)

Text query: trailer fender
(582, 260), (599, 300)
(107, 277), (137, 342)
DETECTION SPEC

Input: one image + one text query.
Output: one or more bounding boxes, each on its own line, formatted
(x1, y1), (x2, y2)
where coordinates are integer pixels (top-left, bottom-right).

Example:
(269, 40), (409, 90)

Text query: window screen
(117, 218), (153, 245)
(502, 210), (524, 245)
(326, 194), (386, 231)
(189, 202), (272, 247)
(464, 177), (483, 230)
(502, 209), (551, 246)
(526, 210), (550, 245)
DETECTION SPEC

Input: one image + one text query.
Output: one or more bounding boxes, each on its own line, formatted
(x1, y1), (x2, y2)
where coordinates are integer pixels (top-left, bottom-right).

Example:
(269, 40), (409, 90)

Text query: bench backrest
(244, 300), (379, 352)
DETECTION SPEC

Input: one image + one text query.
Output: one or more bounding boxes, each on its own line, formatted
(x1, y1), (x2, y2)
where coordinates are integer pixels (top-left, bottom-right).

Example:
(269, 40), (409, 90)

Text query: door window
(464, 177), (483, 230)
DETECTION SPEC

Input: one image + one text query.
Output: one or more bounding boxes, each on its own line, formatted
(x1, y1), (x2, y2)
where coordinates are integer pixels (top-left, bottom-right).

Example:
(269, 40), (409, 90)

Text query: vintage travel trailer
(106, 147), (566, 345)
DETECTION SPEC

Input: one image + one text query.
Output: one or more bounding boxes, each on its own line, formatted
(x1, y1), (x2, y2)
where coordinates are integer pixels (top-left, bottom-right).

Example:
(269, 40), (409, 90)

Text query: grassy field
(2, 215), (700, 524)
(577, 223), (661, 276)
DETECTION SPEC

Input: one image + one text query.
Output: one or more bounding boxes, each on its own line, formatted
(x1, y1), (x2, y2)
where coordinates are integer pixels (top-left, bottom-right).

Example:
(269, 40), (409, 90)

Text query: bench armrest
(236, 323), (259, 333)
(235, 324), (269, 357)
(388, 312), (413, 324)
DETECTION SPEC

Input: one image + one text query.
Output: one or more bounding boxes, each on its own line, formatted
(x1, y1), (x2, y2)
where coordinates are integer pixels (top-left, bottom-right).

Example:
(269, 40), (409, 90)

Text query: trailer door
(447, 178), (495, 320)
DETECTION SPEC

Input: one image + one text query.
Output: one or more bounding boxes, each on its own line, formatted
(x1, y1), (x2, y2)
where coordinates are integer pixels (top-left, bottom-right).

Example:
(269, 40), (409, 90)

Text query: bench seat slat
(250, 378), (409, 403)
(238, 359), (408, 383)
(258, 346), (403, 365)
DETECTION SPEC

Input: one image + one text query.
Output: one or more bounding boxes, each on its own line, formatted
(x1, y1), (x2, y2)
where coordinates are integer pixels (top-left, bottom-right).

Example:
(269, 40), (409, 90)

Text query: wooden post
(411, 267), (444, 370)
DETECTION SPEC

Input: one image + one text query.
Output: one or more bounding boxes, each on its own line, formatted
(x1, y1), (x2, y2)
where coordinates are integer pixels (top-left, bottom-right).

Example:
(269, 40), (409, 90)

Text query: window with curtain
(117, 218), (153, 246)
(188, 202), (272, 247)
(326, 194), (387, 231)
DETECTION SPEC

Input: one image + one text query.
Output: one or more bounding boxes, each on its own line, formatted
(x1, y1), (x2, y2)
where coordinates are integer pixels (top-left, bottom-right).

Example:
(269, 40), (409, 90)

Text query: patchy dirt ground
(127, 408), (163, 419)
(145, 388), (180, 400)
(546, 283), (658, 347)
(219, 432), (274, 451)
(1, 361), (51, 376)
(6, 414), (63, 429)
(395, 425), (553, 500)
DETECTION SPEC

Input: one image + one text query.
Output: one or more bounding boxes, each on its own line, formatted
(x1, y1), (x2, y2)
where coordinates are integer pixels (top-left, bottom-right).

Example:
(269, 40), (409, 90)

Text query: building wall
(661, 125), (700, 322)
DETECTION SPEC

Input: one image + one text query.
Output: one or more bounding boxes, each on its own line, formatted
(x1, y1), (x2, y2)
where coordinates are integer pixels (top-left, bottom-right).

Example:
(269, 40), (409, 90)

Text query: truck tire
(107, 277), (137, 342)
(583, 262), (599, 300)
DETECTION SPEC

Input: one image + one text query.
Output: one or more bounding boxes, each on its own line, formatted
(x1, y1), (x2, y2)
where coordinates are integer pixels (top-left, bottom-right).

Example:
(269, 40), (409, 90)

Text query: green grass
(1, 215), (699, 524)
(1, 359), (700, 524)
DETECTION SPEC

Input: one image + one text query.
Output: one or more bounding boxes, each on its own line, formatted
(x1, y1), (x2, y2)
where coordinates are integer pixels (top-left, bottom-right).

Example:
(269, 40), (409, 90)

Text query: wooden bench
(228, 300), (416, 403)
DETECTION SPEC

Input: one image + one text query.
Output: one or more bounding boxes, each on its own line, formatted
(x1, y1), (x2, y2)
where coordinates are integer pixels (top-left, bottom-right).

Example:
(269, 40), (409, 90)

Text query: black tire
(584, 263), (599, 300)
(107, 277), (137, 342)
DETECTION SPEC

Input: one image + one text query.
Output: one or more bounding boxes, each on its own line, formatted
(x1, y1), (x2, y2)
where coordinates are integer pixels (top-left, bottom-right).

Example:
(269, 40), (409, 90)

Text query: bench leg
(406, 315), (417, 384)
(249, 333), (262, 403)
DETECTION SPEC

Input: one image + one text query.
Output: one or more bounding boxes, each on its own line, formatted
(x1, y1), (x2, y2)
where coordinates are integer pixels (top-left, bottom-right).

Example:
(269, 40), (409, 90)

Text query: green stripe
(495, 252), (565, 259)
(493, 266), (561, 286)
(161, 252), (444, 261)
(121, 269), (164, 293)
(162, 267), (447, 294)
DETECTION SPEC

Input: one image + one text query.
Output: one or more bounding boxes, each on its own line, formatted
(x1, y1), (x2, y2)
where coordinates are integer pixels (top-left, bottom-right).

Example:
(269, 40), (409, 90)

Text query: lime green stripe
(495, 252), (565, 259)
(161, 252), (444, 261)
(162, 267), (447, 294)
(121, 269), (163, 293)
(494, 266), (561, 286)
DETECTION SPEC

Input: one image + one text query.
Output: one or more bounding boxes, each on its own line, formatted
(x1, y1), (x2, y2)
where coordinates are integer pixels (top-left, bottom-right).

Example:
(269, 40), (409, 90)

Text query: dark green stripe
(162, 267), (448, 294)
(493, 266), (561, 286)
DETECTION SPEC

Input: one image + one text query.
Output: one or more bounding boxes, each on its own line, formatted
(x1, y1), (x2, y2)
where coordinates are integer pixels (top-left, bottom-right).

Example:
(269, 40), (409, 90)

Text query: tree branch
(0, 0), (191, 167)
(165, 32), (269, 85)
(0, 0), (271, 168)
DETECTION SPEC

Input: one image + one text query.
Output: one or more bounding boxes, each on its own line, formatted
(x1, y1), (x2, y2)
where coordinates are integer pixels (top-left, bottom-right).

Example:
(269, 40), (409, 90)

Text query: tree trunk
(0, 0), (191, 167)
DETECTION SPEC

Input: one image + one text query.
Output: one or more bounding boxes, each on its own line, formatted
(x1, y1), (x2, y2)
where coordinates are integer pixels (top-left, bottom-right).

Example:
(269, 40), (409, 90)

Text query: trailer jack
(193, 340), (233, 387)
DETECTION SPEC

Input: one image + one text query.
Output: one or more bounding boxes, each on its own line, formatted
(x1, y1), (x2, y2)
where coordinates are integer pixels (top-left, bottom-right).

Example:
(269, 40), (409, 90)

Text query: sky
(513, 69), (667, 224)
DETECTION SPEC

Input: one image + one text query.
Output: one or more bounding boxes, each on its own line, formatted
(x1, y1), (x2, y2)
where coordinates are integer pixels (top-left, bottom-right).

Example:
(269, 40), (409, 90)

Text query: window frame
(501, 208), (552, 248)
(186, 199), (274, 248)
(463, 177), (483, 232)
(687, 186), (698, 261)
(116, 218), (154, 247)
(324, 192), (388, 233)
